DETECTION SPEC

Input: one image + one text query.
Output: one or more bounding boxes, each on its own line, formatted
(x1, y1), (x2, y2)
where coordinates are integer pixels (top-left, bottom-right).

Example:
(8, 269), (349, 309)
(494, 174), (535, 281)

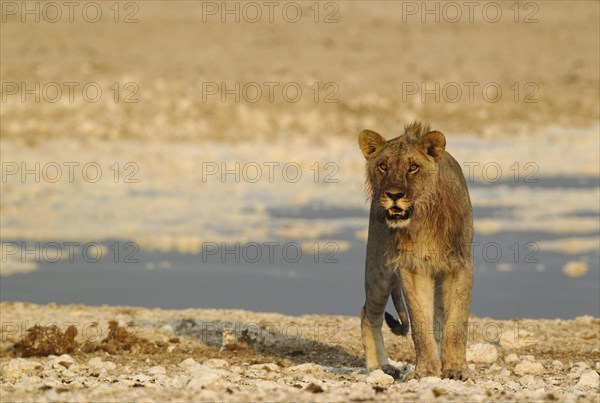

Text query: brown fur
(358, 122), (474, 381)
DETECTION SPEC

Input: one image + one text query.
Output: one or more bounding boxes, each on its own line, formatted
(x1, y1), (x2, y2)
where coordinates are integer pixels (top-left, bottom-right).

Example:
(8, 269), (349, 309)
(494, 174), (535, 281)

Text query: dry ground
(0, 302), (599, 401)
(1, 1), (599, 143)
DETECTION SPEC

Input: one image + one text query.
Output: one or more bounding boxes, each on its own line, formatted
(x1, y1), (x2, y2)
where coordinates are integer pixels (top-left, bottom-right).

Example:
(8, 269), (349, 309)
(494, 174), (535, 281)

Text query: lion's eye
(408, 164), (419, 173)
(378, 163), (388, 172)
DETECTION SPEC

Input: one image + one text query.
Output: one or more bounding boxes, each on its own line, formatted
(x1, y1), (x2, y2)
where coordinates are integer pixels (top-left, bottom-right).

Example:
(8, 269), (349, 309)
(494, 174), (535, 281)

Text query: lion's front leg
(361, 274), (400, 379)
(440, 265), (474, 381)
(399, 267), (441, 379)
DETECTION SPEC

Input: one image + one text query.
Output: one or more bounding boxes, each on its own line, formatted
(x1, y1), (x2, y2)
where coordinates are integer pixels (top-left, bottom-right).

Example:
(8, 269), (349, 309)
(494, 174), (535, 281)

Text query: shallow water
(1, 233), (598, 319)
(2, 176), (598, 319)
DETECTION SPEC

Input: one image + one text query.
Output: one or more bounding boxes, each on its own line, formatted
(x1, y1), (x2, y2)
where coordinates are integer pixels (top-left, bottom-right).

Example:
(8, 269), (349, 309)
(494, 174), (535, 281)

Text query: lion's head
(358, 122), (446, 229)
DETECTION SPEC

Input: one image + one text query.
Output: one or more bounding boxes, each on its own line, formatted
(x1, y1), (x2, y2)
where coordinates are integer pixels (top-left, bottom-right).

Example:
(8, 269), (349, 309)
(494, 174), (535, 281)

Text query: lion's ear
(417, 130), (446, 162)
(358, 130), (386, 159)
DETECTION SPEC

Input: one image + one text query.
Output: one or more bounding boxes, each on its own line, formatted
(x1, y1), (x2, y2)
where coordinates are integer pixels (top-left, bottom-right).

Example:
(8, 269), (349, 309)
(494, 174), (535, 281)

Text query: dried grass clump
(81, 320), (162, 354)
(12, 320), (165, 357)
(14, 325), (78, 357)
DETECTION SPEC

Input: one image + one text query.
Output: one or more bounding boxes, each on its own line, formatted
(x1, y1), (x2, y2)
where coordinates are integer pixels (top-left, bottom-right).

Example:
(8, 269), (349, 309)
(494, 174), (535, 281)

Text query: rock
(323, 366), (353, 375)
(148, 366), (166, 375)
(467, 343), (498, 364)
(7, 358), (42, 371)
(167, 375), (190, 388)
(488, 363), (503, 372)
(574, 315), (595, 324)
(505, 353), (519, 364)
(305, 382), (324, 393)
(506, 381), (522, 391)
(531, 388), (548, 399)
(572, 361), (590, 370)
(230, 366), (243, 374)
(88, 357), (116, 371)
(515, 361), (544, 376)
(569, 362), (591, 379)
(50, 354), (75, 369)
(88, 357), (102, 367)
(260, 363), (279, 372)
(187, 372), (222, 389)
(546, 377), (561, 386)
(576, 370), (599, 389)
(552, 360), (564, 369)
(420, 376), (442, 385)
(464, 379), (476, 387)
(2, 359), (42, 379)
(249, 363), (279, 373)
(103, 362), (117, 371)
(388, 359), (404, 368)
(366, 369), (395, 387)
(187, 364), (229, 377)
(348, 382), (375, 400)
(480, 380), (504, 391)
(247, 363), (279, 380)
(132, 373), (151, 383)
(253, 380), (281, 390)
(562, 393), (578, 402)
(179, 358), (198, 368)
(519, 374), (544, 389)
(417, 388), (437, 401)
(203, 359), (229, 369)
(500, 329), (536, 349)
(562, 261), (588, 277)
(286, 363), (324, 374)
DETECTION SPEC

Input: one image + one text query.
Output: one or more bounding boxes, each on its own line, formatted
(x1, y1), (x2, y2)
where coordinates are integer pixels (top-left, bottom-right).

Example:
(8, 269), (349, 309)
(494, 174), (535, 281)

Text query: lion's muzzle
(379, 188), (413, 228)
(386, 205), (413, 221)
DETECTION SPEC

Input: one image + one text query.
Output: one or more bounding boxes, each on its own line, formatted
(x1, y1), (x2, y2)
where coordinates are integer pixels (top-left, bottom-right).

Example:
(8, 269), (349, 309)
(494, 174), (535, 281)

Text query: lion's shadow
(171, 318), (364, 369)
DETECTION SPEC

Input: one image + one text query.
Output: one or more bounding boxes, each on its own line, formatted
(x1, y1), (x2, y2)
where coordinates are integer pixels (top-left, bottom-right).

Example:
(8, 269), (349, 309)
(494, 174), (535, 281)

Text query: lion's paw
(442, 367), (474, 381)
(402, 370), (420, 381)
(381, 364), (402, 380)
(402, 363), (441, 381)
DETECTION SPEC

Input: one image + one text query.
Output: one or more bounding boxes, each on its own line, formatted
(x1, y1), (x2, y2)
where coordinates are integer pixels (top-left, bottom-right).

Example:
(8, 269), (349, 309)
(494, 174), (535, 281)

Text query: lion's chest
(386, 231), (463, 276)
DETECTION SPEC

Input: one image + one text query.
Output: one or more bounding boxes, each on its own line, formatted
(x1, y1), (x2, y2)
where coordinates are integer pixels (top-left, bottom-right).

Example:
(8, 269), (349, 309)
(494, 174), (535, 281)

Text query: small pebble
(515, 361), (545, 376)
(467, 343), (498, 365)
(366, 369), (395, 387)
(576, 370), (600, 389)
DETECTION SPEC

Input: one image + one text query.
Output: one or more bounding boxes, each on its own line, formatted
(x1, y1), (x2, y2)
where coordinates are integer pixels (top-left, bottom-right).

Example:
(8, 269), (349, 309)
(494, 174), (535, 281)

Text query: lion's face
(359, 128), (446, 229)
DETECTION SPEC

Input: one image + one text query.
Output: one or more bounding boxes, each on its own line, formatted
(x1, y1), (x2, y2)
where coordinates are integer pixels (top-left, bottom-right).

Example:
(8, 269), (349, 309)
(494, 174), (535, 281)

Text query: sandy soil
(1, 2), (599, 142)
(0, 302), (598, 402)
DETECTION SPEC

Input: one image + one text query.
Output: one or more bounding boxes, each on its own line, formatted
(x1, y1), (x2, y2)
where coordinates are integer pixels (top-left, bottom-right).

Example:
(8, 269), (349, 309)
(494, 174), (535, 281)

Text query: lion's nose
(386, 190), (404, 201)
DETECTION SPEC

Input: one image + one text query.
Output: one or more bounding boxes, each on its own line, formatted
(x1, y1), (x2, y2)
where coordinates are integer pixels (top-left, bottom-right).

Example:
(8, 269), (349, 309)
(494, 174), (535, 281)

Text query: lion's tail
(385, 283), (409, 336)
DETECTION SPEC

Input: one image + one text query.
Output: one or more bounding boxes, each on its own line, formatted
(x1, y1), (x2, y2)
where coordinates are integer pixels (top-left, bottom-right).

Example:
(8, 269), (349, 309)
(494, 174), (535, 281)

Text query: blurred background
(1, 1), (598, 319)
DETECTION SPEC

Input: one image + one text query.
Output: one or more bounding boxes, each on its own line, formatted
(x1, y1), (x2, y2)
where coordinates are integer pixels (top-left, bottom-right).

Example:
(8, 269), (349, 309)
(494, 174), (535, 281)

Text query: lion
(358, 122), (474, 381)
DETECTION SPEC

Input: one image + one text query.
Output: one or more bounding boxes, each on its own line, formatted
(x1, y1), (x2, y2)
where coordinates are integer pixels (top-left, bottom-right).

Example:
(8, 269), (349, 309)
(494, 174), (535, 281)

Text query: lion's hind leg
(385, 280), (410, 336)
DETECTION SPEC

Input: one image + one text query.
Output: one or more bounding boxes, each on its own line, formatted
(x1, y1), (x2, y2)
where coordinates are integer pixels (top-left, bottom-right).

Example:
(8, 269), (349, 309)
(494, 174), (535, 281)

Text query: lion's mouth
(386, 205), (413, 221)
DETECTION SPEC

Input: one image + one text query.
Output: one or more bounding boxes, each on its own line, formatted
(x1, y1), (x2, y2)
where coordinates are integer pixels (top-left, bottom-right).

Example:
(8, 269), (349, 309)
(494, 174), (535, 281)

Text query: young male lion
(358, 122), (474, 381)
